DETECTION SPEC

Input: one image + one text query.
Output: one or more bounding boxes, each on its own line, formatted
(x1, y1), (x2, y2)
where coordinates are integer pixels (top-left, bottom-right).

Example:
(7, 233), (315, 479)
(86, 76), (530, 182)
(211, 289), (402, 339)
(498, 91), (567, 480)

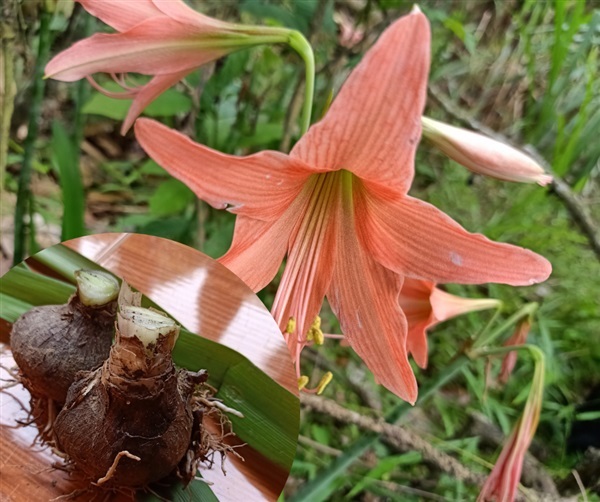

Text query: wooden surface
(0, 233), (298, 501)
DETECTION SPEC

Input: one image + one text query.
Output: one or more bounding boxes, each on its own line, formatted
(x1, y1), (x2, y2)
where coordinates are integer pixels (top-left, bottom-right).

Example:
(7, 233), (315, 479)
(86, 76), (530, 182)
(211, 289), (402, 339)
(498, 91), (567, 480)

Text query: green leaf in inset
(217, 362), (300, 470)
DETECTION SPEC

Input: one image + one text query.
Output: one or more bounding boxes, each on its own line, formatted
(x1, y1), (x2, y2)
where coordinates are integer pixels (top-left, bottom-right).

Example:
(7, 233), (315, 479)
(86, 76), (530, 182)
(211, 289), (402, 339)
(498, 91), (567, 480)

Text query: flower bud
(421, 116), (552, 186)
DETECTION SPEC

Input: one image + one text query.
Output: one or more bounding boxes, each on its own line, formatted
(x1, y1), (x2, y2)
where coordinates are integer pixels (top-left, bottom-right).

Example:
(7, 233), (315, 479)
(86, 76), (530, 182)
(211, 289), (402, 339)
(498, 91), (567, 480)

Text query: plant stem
(13, 10), (52, 265)
(473, 303), (538, 349)
(287, 30), (315, 135)
(471, 343), (545, 364)
(0, 8), (17, 193)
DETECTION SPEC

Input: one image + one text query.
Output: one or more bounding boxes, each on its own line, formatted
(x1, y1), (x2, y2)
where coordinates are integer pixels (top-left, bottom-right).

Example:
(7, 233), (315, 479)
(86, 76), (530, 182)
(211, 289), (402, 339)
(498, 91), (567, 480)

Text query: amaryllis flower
(45, 0), (296, 134)
(421, 117), (553, 186)
(400, 278), (500, 369)
(134, 8), (551, 403)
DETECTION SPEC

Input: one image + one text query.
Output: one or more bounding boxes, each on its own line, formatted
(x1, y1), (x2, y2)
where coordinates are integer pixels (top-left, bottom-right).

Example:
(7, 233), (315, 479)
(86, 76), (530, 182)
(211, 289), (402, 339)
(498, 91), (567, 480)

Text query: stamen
(316, 372), (333, 395)
(312, 327), (324, 345)
(86, 75), (138, 99)
(285, 317), (297, 334)
(312, 315), (321, 330)
(297, 376), (309, 391)
(110, 72), (139, 91)
(306, 315), (324, 345)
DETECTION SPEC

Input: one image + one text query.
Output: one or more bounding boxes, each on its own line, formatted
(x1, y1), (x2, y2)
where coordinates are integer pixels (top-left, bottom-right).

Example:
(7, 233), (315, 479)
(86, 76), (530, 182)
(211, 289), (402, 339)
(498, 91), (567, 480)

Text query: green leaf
(149, 179), (196, 216)
(136, 216), (196, 244)
(139, 159), (168, 176)
(51, 121), (86, 240)
(0, 294), (34, 324)
(139, 476), (218, 502)
(346, 452), (423, 498)
(443, 17), (476, 55)
(217, 362), (299, 469)
(239, 123), (283, 148)
(82, 93), (130, 120)
(0, 265), (75, 308)
(34, 244), (104, 281)
(310, 425), (330, 445)
(83, 87), (191, 120)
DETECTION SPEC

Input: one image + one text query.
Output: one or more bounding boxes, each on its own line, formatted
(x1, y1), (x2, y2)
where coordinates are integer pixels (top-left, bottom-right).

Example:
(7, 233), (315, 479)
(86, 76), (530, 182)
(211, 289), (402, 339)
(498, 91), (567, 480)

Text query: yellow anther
(297, 375), (309, 391)
(312, 327), (324, 345)
(306, 330), (314, 341)
(316, 372), (333, 395)
(311, 315), (321, 330)
(285, 317), (296, 334)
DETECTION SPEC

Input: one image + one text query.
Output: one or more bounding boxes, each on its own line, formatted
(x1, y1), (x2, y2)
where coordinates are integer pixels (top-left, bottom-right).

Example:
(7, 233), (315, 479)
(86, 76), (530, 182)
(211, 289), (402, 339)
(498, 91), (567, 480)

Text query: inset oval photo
(0, 233), (299, 501)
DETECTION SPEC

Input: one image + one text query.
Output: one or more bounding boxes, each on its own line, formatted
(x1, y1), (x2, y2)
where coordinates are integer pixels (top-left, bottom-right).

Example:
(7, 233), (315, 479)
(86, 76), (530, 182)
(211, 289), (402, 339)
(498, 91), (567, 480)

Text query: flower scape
(44, 1), (558, 500)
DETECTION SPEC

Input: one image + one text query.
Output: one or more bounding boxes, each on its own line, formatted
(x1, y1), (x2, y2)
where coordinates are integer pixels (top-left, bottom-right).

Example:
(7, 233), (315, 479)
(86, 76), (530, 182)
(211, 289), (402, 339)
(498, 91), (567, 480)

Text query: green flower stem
(470, 343), (545, 423)
(470, 343), (545, 364)
(473, 302), (538, 349)
(287, 30), (315, 135)
(13, 9), (52, 265)
(236, 25), (315, 134)
(471, 301), (503, 344)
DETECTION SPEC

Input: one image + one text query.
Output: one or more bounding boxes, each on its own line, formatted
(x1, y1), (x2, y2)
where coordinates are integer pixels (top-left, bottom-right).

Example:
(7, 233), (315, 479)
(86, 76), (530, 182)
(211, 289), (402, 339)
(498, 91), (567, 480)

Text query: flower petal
(45, 18), (228, 82)
(218, 215), (291, 292)
(152, 0), (233, 31)
(399, 278), (435, 369)
(291, 9), (430, 195)
(121, 70), (192, 134)
(327, 208), (417, 403)
(430, 287), (500, 323)
(272, 173), (342, 355)
(406, 318), (430, 369)
(356, 187), (552, 286)
(135, 119), (317, 220)
(79, 0), (163, 32)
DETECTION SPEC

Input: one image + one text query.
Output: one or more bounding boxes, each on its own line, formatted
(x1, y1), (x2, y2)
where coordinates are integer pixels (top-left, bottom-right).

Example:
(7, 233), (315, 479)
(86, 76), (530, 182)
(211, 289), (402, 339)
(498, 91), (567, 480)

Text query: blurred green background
(1, 0), (599, 500)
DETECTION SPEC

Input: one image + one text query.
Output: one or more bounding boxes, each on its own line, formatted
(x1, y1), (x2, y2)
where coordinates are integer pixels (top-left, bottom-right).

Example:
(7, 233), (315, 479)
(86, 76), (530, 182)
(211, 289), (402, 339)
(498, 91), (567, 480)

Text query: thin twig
(301, 394), (541, 501)
(427, 84), (600, 262)
(301, 394), (487, 487)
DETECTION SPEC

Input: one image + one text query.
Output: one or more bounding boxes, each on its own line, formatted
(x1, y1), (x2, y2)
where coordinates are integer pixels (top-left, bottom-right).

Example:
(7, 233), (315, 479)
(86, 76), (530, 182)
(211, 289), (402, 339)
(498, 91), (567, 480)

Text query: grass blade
(51, 121), (86, 240)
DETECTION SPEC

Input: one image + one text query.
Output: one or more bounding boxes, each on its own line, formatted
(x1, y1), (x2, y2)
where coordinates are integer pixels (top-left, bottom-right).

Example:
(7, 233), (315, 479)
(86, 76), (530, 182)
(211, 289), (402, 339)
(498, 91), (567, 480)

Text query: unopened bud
(421, 116), (552, 186)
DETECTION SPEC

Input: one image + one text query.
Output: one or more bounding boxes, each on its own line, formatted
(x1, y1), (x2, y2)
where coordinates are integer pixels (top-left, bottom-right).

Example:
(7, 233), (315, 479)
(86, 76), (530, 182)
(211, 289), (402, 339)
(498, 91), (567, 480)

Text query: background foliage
(2, 0), (599, 500)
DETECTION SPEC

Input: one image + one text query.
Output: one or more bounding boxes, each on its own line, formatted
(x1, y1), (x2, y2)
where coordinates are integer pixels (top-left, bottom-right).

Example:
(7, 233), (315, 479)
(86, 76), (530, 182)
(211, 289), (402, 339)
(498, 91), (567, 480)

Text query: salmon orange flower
(45, 0), (301, 134)
(134, 9), (551, 403)
(400, 278), (500, 369)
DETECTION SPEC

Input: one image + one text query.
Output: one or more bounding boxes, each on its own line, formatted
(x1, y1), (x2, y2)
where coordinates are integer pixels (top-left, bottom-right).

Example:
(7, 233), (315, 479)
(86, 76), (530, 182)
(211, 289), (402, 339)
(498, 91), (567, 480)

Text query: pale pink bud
(421, 117), (553, 186)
